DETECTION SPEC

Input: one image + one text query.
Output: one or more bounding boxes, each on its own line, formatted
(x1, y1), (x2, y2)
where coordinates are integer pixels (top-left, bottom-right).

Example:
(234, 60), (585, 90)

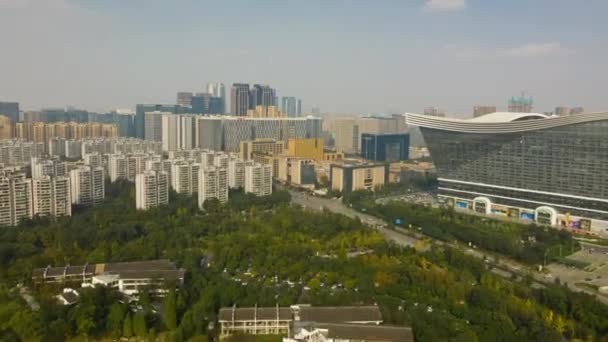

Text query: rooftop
(218, 306), (293, 321)
(297, 305), (382, 323)
(310, 323), (414, 342)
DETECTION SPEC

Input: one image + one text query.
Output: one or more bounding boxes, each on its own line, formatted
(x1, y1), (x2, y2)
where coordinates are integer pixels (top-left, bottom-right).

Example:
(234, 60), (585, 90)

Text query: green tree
(133, 312), (147, 337)
(106, 303), (126, 338)
(164, 289), (178, 330)
(122, 312), (133, 338)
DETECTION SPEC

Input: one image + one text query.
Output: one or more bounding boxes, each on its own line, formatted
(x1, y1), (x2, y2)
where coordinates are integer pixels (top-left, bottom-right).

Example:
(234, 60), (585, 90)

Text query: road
(289, 191), (418, 248)
(288, 190), (608, 304)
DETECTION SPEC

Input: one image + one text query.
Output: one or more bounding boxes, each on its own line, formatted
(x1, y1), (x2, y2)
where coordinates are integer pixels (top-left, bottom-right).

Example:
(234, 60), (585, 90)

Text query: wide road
(289, 191), (418, 248)
(288, 190), (608, 304)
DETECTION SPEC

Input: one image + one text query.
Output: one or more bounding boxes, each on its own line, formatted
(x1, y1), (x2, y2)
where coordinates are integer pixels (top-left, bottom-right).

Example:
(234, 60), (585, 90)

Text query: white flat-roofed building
(136, 170), (169, 210)
(70, 166), (105, 206)
(0, 176), (33, 226)
(32, 176), (71, 218)
(170, 160), (200, 195)
(245, 163), (272, 197)
(199, 166), (228, 207)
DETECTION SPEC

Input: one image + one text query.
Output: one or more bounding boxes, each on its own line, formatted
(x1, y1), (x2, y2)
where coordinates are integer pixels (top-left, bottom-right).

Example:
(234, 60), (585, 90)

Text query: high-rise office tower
(177, 92), (194, 107)
(473, 106), (497, 117)
(196, 116), (223, 151)
(207, 82), (226, 114)
(199, 167), (228, 207)
(0, 115), (12, 139)
(70, 166), (105, 206)
(281, 97), (302, 117)
(231, 83), (250, 116)
(250, 84), (276, 109)
(0, 176), (33, 226)
(423, 107), (446, 117)
(244, 163), (272, 197)
(508, 95), (533, 113)
(135, 171), (169, 210)
(192, 94), (212, 114)
(144, 111), (167, 142)
(161, 114), (196, 151)
(0, 102), (19, 124)
(32, 176), (71, 218)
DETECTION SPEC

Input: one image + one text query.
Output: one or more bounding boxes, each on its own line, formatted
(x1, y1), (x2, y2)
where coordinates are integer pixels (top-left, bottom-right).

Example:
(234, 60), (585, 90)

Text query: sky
(1, 0), (607, 117)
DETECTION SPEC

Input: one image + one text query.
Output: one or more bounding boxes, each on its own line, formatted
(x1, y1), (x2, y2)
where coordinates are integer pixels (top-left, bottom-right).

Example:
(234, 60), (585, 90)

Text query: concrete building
(473, 106), (497, 118)
(135, 171), (169, 210)
(33, 259), (185, 298)
(244, 163), (272, 196)
(70, 166), (105, 206)
(0, 102), (19, 124)
(407, 111), (608, 235)
(32, 176), (71, 218)
(423, 107), (446, 117)
(361, 133), (410, 162)
(31, 157), (67, 178)
(162, 114), (196, 151)
(0, 115), (12, 139)
(144, 111), (166, 142)
(554, 106), (570, 116)
(330, 163), (388, 193)
(282, 97), (302, 117)
(231, 83), (250, 116)
(289, 159), (316, 187)
(250, 84), (276, 108)
(170, 160), (200, 195)
(333, 118), (359, 154)
(0, 140), (44, 166)
(108, 154), (129, 182)
(0, 176), (33, 226)
(570, 107), (585, 115)
(196, 116), (223, 151)
(508, 96), (533, 113)
(228, 159), (253, 189)
(14, 121), (117, 144)
(199, 167), (228, 206)
(247, 105), (286, 118)
(240, 139), (285, 160)
(287, 138), (324, 161)
(207, 82), (226, 114)
(177, 92), (194, 107)
(83, 152), (103, 169)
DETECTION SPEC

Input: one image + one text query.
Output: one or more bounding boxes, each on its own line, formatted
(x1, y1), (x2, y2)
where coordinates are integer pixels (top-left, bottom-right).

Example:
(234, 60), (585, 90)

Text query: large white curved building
(406, 111), (608, 235)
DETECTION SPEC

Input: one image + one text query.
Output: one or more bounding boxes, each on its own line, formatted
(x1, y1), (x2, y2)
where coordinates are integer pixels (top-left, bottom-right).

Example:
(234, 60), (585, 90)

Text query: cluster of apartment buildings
(0, 156), (104, 226)
(132, 149), (273, 210)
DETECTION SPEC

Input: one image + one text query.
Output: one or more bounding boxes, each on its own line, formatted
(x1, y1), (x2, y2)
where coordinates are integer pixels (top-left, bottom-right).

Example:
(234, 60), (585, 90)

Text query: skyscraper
(570, 107), (585, 115)
(207, 82), (226, 114)
(250, 84), (276, 109)
(191, 94), (212, 114)
(0, 176), (33, 226)
(554, 106), (570, 116)
(0, 102), (19, 124)
(177, 92), (194, 107)
(0, 115), (12, 139)
(231, 83), (250, 116)
(281, 97), (301, 117)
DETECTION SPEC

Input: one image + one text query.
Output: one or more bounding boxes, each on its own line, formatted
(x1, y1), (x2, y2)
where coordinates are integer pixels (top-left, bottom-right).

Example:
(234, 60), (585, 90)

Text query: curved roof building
(406, 111), (608, 234)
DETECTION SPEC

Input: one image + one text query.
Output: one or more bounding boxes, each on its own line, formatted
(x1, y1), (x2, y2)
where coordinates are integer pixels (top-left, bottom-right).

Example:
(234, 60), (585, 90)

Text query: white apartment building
(135, 171), (169, 210)
(108, 154), (128, 182)
(32, 176), (71, 218)
(228, 159), (254, 189)
(144, 111), (166, 142)
(83, 153), (103, 169)
(70, 166), (105, 206)
(245, 164), (273, 197)
(31, 157), (67, 178)
(0, 176), (33, 226)
(199, 167), (228, 207)
(170, 160), (200, 195)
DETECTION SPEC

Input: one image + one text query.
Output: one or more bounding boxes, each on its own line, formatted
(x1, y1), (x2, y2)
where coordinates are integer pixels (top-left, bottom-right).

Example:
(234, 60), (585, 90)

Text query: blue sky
(1, 0), (607, 116)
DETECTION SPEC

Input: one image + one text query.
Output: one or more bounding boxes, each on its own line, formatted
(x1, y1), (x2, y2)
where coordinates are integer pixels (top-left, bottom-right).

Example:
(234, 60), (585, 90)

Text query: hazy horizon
(1, 0), (607, 116)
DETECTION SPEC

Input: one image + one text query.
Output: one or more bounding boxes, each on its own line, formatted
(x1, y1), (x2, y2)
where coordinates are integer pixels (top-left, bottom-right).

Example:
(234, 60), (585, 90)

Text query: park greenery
(0, 181), (607, 341)
(343, 188), (580, 266)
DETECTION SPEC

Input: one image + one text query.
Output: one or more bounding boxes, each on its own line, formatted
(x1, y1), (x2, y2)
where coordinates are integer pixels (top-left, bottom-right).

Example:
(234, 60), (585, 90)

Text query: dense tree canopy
(0, 181), (606, 341)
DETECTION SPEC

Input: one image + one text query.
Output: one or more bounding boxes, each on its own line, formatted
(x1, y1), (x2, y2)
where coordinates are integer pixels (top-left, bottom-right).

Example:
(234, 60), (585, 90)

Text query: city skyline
(1, 0), (607, 116)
